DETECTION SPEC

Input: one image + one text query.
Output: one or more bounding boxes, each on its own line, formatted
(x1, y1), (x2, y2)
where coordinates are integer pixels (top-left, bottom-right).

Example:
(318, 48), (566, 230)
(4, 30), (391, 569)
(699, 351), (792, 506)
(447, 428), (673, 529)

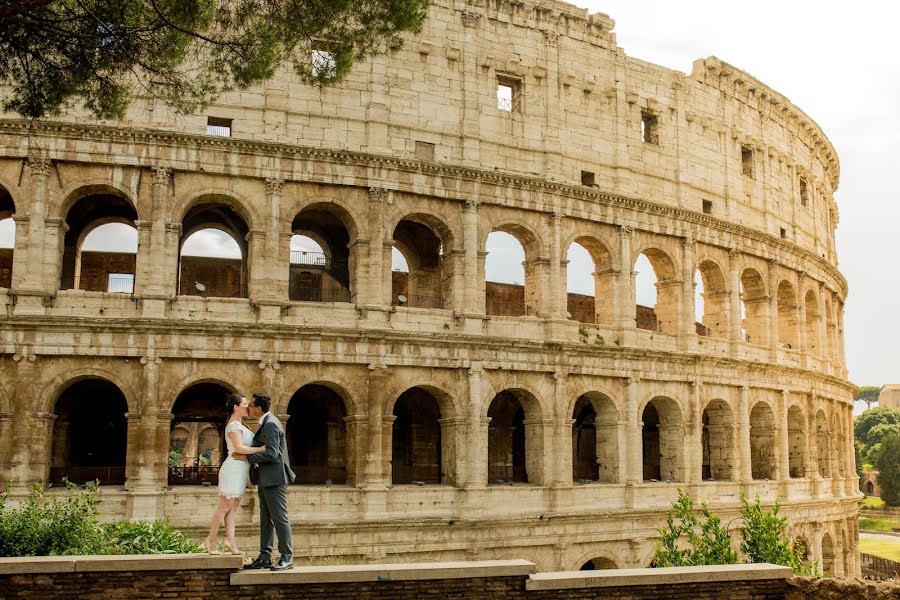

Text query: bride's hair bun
(225, 393), (243, 416)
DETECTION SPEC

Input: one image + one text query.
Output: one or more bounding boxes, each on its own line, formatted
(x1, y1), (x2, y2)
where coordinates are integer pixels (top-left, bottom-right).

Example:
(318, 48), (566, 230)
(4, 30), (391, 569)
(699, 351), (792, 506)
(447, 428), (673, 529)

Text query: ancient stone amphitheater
(0, 0), (857, 576)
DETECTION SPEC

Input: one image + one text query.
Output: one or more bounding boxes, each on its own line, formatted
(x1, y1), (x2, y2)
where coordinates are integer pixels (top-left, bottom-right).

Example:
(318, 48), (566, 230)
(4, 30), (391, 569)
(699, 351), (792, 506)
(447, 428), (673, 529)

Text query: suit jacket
(247, 413), (296, 487)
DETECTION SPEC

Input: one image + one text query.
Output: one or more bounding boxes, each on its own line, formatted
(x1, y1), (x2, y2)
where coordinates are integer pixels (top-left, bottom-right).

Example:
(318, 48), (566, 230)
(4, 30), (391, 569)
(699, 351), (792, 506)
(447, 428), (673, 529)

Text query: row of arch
(45, 375), (848, 488)
(0, 181), (845, 360)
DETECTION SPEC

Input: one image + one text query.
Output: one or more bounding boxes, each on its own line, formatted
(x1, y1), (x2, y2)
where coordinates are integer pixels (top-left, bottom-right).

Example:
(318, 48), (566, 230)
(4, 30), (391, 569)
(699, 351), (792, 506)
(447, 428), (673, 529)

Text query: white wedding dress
(218, 421), (254, 499)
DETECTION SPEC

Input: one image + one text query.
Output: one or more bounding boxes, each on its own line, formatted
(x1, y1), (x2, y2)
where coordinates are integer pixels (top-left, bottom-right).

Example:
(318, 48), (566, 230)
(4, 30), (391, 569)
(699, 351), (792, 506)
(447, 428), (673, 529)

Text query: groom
(235, 392), (295, 571)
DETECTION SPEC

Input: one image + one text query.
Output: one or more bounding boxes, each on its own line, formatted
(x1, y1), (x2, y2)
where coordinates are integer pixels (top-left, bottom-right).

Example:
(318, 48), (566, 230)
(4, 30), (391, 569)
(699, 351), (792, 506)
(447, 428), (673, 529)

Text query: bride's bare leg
(223, 498), (242, 553)
(206, 495), (231, 553)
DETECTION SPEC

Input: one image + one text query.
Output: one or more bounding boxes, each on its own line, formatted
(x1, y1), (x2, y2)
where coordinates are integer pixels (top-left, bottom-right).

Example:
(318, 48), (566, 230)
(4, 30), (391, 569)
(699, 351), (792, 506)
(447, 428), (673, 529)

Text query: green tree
(875, 433), (900, 506)
(739, 495), (817, 576)
(855, 406), (900, 447)
(653, 489), (738, 567)
(0, 0), (430, 119)
(168, 446), (184, 467)
(855, 386), (882, 409)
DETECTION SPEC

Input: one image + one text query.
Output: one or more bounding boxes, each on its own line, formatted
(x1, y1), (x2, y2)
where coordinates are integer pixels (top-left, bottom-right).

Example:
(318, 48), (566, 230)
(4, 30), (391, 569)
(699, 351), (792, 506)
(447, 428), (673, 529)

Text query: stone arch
(164, 376), (239, 415)
(579, 557), (619, 570)
(167, 380), (237, 485)
(821, 531), (836, 575)
(572, 391), (620, 483)
(483, 220), (544, 317)
(633, 246), (679, 334)
(640, 396), (684, 482)
(49, 377), (130, 486)
(39, 367), (138, 415)
(289, 201), (358, 303)
(749, 400), (776, 480)
(777, 280), (799, 349)
(59, 185), (139, 292)
(286, 384), (352, 485)
(695, 259), (729, 338)
(740, 267), (768, 345)
(564, 234), (616, 325)
(57, 181), (138, 221)
(278, 377), (359, 418)
(804, 288), (821, 356)
(178, 198), (251, 298)
(816, 409), (831, 477)
(701, 398), (735, 481)
(486, 388), (545, 485)
(390, 386), (446, 485)
(787, 405), (807, 478)
(390, 212), (456, 309)
(173, 188), (258, 231)
(385, 380), (460, 422)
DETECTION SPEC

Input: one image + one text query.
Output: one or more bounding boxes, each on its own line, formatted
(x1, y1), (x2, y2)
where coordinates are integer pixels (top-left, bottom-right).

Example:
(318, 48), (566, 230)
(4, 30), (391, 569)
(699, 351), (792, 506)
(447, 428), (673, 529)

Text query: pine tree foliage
(0, 0), (430, 119)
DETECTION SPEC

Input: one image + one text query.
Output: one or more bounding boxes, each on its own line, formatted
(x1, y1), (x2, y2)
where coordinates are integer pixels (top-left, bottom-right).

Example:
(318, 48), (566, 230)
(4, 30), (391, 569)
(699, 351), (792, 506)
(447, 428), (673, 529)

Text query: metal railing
(291, 465), (347, 485)
(168, 465), (220, 486)
(290, 250), (329, 267)
(49, 466), (126, 486)
(60, 274), (135, 294)
(392, 465), (440, 485)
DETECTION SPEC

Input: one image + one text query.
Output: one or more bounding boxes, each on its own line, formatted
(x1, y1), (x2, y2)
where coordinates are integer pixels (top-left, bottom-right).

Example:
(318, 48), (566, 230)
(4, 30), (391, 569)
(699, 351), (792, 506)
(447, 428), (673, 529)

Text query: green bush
(0, 482), (201, 557)
(876, 433), (900, 506)
(739, 495), (816, 576)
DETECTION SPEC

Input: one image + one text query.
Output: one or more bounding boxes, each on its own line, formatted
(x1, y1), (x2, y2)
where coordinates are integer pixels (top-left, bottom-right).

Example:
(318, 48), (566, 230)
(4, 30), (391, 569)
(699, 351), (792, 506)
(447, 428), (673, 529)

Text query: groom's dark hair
(252, 392), (271, 413)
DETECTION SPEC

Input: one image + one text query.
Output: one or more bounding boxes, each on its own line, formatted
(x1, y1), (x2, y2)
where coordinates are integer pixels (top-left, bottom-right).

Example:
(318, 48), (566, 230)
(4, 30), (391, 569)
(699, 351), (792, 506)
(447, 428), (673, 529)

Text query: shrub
(0, 481), (201, 557)
(739, 495), (817, 576)
(654, 489), (738, 567)
(876, 433), (900, 506)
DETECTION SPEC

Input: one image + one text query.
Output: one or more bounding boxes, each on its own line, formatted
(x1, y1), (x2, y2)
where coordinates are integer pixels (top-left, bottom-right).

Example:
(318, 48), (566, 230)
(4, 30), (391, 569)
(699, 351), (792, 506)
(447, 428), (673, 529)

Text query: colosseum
(0, 0), (857, 576)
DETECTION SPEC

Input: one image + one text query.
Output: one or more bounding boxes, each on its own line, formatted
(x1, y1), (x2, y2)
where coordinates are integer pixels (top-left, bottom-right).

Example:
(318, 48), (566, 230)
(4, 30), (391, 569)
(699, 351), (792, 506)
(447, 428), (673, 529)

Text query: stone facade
(0, 0), (856, 576)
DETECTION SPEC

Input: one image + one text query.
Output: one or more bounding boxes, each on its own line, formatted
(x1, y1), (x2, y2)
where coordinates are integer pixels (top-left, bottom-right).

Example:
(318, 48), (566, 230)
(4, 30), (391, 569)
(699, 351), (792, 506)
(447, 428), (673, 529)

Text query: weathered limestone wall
(0, 0), (854, 576)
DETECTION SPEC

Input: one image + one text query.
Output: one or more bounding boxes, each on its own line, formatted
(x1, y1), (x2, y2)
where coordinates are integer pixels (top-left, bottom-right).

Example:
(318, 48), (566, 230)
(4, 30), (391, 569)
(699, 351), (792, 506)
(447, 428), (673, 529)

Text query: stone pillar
(737, 385), (752, 482)
(624, 376), (641, 484)
(767, 259), (779, 359)
(9, 351), (41, 486)
(797, 274), (808, 360)
(776, 390), (789, 482)
(0, 412), (12, 485)
(365, 187), (387, 307)
(154, 413), (174, 489)
(163, 223), (182, 297)
(553, 371), (571, 486)
(344, 414), (366, 486)
(617, 226), (634, 328)
(21, 150), (51, 293)
(363, 366), (389, 487)
(817, 282), (828, 361)
(124, 412), (143, 491)
(263, 178), (287, 301)
(142, 166), (172, 298)
(680, 238), (696, 339)
(461, 200), (481, 314)
(245, 230), (267, 302)
(9, 214), (30, 290)
(438, 417), (465, 486)
(687, 381), (703, 483)
(845, 404), (856, 496)
(463, 365), (487, 487)
(728, 248), (743, 343)
(548, 212), (565, 319)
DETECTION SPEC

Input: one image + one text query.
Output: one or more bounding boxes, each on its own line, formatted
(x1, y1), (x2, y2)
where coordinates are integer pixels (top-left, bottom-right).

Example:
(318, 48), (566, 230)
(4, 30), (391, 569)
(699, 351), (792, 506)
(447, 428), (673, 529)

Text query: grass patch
(860, 538), (900, 562)
(859, 517), (900, 532)
(862, 496), (886, 509)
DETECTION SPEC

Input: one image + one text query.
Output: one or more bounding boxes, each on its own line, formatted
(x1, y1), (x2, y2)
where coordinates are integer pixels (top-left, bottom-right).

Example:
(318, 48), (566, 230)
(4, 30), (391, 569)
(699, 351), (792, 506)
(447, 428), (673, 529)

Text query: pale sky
(0, 1), (892, 388)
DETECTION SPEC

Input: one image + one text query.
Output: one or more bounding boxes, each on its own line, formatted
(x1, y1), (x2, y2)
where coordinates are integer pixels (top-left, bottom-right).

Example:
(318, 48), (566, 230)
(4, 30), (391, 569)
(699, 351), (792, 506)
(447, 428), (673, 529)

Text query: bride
(205, 394), (266, 554)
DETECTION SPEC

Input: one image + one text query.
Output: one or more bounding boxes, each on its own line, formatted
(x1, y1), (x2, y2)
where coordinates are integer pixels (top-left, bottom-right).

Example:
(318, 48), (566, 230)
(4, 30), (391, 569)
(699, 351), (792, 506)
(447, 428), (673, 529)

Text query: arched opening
(0, 187), (14, 288)
(485, 227), (538, 317)
(487, 389), (543, 485)
(50, 378), (128, 486)
(787, 406), (806, 478)
(286, 384), (349, 485)
(740, 269), (768, 345)
(580, 557), (618, 570)
(391, 217), (451, 309)
(392, 387), (442, 485)
(641, 397), (684, 482)
(701, 400), (734, 481)
(290, 204), (352, 303)
(822, 533), (835, 575)
(777, 281), (799, 349)
(566, 238), (614, 324)
(816, 410), (830, 478)
(749, 401), (776, 480)
(866, 481), (875, 495)
(179, 203), (249, 298)
(60, 192), (138, 292)
(634, 249), (678, 334)
(572, 392), (619, 483)
(805, 290), (820, 356)
(695, 261), (728, 338)
(168, 382), (232, 485)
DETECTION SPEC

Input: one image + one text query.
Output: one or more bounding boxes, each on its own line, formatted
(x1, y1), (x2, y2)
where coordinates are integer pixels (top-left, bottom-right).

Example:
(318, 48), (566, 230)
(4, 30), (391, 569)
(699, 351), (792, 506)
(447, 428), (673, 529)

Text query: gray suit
(247, 413), (295, 562)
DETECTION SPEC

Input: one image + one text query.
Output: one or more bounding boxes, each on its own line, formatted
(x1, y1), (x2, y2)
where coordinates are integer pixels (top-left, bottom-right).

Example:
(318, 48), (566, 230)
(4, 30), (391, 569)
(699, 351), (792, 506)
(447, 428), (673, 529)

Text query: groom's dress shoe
(243, 557), (272, 570)
(270, 559), (293, 571)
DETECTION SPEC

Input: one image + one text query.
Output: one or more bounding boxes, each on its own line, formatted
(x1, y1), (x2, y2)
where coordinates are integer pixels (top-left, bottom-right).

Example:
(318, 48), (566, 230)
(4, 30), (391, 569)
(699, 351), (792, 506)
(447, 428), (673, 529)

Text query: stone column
(776, 390), (789, 482)
(552, 371), (571, 486)
(163, 223), (182, 296)
(343, 415), (366, 486)
(463, 365), (487, 487)
(624, 376), (641, 484)
(817, 282), (829, 361)
(124, 412), (143, 491)
(142, 166), (172, 298)
(687, 381), (702, 483)
(154, 413), (174, 490)
(438, 416), (465, 486)
(22, 150), (51, 293)
(462, 200), (481, 314)
(797, 273), (808, 360)
(617, 226), (635, 328)
(9, 351), (41, 486)
(548, 212), (565, 319)
(245, 230), (267, 302)
(365, 187), (387, 307)
(0, 412), (12, 485)
(263, 178), (287, 301)
(680, 238), (696, 339)
(9, 214), (30, 290)
(737, 385), (752, 482)
(363, 366), (389, 487)
(767, 259), (779, 358)
(728, 248), (743, 343)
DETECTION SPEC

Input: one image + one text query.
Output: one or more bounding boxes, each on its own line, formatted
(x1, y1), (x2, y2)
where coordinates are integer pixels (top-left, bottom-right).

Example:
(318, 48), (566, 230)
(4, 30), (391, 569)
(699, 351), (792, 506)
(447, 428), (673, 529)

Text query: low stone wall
(787, 576), (900, 599)
(0, 556), (793, 600)
(860, 552), (900, 580)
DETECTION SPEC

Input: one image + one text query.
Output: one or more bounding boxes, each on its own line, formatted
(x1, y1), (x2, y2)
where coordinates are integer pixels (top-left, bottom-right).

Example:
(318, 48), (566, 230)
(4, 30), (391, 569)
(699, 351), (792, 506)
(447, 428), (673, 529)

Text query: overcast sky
(0, 1), (892, 389)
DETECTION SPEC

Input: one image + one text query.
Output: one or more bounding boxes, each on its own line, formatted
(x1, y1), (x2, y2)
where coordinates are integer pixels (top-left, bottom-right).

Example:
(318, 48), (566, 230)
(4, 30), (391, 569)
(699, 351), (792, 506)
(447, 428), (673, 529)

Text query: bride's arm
(228, 429), (266, 455)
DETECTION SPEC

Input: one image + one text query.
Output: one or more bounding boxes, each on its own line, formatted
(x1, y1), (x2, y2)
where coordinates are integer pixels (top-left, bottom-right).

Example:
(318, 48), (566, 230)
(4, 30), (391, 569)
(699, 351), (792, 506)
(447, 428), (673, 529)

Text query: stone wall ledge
(230, 559), (536, 585)
(525, 563), (792, 590)
(0, 553), (242, 575)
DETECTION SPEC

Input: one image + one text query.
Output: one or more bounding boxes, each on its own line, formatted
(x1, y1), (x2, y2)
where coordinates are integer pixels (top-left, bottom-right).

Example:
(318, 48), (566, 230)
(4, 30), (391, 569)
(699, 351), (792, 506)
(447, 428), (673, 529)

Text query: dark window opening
(497, 75), (521, 113)
(207, 117), (232, 137)
(799, 177), (809, 207)
(702, 199), (713, 215)
(780, 227), (787, 239)
(641, 112), (659, 144)
(581, 170), (596, 186)
(741, 145), (754, 178)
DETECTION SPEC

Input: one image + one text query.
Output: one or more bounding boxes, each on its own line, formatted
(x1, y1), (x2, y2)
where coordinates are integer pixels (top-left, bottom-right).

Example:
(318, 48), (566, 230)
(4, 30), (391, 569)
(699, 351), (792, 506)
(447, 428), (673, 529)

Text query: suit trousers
(257, 483), (292, 561)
